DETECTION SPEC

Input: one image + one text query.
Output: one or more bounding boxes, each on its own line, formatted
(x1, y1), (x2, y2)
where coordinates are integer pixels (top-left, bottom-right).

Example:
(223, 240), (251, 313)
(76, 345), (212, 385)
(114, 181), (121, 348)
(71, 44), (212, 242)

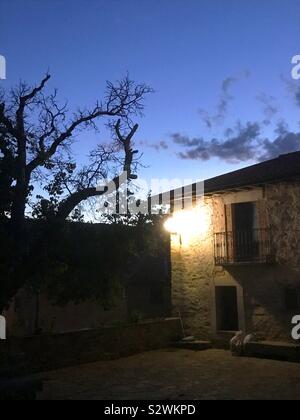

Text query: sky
(1, 0), (300, 195)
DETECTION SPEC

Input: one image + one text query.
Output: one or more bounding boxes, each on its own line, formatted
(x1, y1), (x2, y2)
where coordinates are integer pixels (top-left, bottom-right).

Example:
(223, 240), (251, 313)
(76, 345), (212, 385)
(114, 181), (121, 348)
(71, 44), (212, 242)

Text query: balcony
(214, 228), (274, 266)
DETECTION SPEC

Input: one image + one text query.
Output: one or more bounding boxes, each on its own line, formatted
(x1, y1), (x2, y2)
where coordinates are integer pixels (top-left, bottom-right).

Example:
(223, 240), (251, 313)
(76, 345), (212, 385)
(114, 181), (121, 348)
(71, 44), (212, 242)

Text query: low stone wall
(0, 318), (182, 375)
(245, 341), (300, 363)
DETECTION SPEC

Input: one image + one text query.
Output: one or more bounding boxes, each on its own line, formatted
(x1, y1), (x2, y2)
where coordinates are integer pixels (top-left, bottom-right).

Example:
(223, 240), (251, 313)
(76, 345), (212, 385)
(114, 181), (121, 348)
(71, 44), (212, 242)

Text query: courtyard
(34, 348), (300, 400)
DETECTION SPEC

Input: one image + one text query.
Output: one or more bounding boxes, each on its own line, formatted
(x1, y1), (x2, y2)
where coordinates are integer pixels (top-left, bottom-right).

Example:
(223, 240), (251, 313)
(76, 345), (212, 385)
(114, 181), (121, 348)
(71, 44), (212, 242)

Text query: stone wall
(171, 199), (215, 339)
(241, 182), (300, 341)
(4, 289), (127, 337)
(235, 182), (300, 341)
(170, 182), (300, 343)
(0, 318), (182, 375)
(266, 182), (300, 268)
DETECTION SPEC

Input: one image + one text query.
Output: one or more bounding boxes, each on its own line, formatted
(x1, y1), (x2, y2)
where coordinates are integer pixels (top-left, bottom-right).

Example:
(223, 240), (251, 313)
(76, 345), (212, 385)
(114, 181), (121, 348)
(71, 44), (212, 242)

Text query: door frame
(210, 278), (246, 339)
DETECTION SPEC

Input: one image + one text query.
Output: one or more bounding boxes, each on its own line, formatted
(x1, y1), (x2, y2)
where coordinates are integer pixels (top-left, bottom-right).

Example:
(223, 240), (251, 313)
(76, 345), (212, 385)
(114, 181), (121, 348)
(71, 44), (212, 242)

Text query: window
(216, 286), (239, 331)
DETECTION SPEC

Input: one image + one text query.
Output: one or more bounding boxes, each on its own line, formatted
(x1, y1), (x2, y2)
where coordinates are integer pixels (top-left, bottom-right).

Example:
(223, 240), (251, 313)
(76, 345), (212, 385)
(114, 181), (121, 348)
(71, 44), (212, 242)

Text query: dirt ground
(34, 348), (300, 400)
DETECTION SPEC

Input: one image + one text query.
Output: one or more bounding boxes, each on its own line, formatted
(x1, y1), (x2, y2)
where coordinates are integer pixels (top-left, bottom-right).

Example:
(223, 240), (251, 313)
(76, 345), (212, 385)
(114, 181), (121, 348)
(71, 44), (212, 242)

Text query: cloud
(218, 77), (236, 117)
(198, 109), (213, 129)
(242, 69), (251, 79)
(274, 120), (289, 136)
(259, 131), (300, 161)
(209, 77), (237, 125)
(172, 122), (261, 163)
(171, 121), (300, 163)
(172, 73), (300, 165)
(150, 140), (168, 151)
(256, 93), (278, 125)
(198, 75), (242, 128)
(281, 75), (300, 107)
(172, 134), (203, 148)
(140, 140), (168, 152)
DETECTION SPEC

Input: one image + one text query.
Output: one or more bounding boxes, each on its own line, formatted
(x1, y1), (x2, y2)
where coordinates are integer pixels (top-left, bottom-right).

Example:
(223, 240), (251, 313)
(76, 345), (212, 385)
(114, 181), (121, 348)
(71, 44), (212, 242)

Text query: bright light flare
(164, 205), (210, 245)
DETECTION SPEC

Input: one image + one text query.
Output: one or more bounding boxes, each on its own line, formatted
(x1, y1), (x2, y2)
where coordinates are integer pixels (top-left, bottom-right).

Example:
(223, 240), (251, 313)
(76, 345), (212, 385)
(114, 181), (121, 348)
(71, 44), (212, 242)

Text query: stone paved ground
(34, 349), (300, 400)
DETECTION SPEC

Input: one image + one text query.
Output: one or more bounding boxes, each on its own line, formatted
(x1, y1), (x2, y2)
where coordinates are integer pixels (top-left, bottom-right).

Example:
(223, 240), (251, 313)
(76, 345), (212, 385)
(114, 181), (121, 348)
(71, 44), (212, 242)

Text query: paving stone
(32, 348), (300, 400)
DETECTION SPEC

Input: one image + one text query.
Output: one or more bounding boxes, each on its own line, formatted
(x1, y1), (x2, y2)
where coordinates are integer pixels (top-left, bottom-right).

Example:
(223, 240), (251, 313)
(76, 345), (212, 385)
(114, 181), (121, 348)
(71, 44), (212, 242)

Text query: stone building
(165, 152), (300, 343)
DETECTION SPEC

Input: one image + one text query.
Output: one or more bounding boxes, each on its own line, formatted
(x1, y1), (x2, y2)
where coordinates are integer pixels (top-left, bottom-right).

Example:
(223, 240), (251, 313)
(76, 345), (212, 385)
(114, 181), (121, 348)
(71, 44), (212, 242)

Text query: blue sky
(1, 0), (300, 193)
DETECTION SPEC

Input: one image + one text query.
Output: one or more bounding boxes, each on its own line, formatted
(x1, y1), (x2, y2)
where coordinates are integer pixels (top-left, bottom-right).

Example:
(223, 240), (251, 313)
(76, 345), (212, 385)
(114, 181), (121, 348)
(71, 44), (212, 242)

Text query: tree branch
(55, 123), (139, 220)
(0, 103), (17, 136)
(26, 75), (152, 176)
(16, 74), (51, 136)
(26, 109), (137, 176)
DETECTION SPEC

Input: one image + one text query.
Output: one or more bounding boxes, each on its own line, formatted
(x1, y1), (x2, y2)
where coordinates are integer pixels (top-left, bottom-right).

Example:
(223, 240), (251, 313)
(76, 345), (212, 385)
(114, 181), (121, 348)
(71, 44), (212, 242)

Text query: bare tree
(0, 74), (153, 312)
(0, 74), (153, 228)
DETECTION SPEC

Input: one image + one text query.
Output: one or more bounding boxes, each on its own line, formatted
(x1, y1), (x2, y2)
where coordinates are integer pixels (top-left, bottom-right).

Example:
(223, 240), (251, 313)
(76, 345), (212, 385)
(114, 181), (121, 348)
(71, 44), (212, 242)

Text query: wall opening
(232, 202), (259, 262)
(216, 286), (239, 331)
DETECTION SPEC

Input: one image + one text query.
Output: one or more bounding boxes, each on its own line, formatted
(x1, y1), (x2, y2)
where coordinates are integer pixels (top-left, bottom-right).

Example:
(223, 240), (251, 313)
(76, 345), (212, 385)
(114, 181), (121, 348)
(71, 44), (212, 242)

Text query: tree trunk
(11, 188), (27, 231)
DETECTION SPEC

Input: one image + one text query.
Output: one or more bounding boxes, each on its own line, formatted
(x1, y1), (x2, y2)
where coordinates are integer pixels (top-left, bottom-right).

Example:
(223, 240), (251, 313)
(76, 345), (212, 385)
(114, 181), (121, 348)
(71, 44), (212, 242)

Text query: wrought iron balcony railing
(214, 228), (274, 265)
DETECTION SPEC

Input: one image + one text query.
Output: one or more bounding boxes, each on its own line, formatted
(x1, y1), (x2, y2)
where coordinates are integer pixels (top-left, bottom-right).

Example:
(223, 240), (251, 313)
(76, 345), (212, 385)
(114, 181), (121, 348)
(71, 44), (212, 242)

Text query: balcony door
(230, 202), (259, 262)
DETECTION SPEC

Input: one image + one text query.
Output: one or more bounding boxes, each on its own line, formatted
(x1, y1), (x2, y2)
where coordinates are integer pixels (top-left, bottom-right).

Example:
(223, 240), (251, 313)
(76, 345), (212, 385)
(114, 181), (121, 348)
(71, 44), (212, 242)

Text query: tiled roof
(151, 152), (300, 205)
(203, 151), (300, 194)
